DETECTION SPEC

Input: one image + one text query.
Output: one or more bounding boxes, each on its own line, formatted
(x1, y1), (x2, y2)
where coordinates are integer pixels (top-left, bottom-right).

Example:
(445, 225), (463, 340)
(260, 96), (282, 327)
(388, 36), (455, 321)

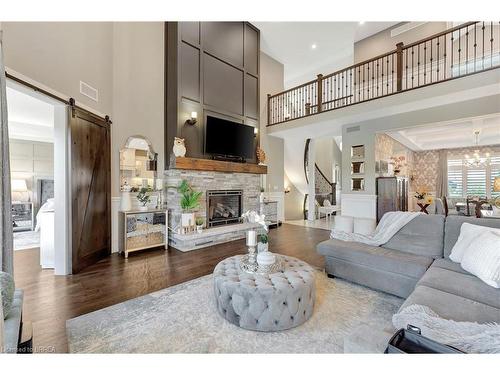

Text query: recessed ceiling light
(359, 21), (365, 25)
(311, 43), (317, 49)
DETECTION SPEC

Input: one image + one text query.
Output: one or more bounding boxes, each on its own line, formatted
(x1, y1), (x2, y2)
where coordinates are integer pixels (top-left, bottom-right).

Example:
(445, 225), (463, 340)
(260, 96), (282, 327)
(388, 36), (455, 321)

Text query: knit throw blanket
(393, 304), (500, 353)
(331, 211), (422, 246)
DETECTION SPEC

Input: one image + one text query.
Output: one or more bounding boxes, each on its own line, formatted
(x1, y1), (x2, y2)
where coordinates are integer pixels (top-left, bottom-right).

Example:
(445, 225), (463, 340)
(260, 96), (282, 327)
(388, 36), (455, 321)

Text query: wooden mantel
(172, 157), (268, 174)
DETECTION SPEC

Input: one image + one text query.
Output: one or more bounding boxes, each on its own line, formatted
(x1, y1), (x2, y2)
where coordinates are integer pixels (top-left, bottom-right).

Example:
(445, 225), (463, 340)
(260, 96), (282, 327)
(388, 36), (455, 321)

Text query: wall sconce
(254, 127), (258, 137)
(284, 186), (291, 194)
(186, 111), (197, 125)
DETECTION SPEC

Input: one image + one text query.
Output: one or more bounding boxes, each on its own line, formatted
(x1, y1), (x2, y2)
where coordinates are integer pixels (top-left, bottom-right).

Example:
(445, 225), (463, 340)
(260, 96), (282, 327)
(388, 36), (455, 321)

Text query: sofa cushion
(0, 271), (15, 319)
(431, 258), (470, 275)
(399, 285), (500, 324)
(317, 239), (433, 279)
(383, 215), (445, 259)
(444, 216), (500, 259)
(417, 265), (500, 309)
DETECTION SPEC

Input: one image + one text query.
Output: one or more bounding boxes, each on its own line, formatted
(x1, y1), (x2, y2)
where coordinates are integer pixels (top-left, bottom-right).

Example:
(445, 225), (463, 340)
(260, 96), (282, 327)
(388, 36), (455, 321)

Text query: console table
(260, 200), (278, 227)
(118, 209), (168, 258)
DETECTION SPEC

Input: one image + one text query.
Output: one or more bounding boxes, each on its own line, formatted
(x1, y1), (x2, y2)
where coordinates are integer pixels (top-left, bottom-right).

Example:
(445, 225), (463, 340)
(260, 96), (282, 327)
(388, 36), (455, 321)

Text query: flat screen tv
(205, 116), (254, 159)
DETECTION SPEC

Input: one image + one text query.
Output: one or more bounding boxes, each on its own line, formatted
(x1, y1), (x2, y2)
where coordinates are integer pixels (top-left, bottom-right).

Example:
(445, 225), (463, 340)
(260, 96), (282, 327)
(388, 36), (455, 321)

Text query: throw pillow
(0, 271), (15, 319)
(461, 230), (500, 288)
(449, 222), (500, 263)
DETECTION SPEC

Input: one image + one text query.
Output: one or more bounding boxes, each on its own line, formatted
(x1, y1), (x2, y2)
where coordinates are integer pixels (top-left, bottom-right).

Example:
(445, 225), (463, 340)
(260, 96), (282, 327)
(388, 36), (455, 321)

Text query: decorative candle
(246, 230), (257, 246)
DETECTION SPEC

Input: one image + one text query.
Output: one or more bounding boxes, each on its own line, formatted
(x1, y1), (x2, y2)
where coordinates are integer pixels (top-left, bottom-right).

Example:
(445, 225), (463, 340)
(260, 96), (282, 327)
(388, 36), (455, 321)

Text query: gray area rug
(66, 271), (403, 353)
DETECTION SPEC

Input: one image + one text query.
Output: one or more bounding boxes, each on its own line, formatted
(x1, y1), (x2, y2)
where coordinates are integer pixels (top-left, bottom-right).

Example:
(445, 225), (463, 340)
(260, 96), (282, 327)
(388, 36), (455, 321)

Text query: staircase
(303, 139), (336, 219)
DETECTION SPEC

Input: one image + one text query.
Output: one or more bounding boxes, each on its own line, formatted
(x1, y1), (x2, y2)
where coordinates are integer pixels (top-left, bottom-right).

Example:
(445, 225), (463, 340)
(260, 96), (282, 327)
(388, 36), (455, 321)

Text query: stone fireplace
(164, 169), (261, 251)
(206, 190), (242, 227)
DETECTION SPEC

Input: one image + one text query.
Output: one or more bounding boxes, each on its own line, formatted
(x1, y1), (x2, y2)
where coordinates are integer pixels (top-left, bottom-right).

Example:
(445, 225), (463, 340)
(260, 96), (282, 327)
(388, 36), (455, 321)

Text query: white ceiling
(255, 22), (398, 88)
(7, 86), (54, 143)
(386, 114), (500, 151)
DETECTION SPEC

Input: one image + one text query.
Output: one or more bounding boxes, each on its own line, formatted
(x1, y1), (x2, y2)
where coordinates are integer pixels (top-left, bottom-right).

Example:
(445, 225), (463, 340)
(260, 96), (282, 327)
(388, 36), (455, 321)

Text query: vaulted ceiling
(254, 22), (398, 88)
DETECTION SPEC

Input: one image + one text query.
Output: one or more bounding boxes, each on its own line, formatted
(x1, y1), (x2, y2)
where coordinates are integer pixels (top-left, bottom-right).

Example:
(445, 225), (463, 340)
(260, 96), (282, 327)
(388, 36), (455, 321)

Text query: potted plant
(195, 217), (204, 234)
(390, 155), (407, 175)
(137, 187), (153, 210)
(257, 233), (268, 252)
(177, 180), (202, 233)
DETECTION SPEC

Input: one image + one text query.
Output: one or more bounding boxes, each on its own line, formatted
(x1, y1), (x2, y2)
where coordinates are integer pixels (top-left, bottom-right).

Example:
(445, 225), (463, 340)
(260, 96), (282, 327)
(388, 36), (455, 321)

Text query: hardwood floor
(13, 224), (329, 353)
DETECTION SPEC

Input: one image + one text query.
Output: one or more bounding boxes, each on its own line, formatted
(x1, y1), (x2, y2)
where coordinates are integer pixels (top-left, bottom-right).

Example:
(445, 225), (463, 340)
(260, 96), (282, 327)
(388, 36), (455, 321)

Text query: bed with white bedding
(36, 198), (55, 269)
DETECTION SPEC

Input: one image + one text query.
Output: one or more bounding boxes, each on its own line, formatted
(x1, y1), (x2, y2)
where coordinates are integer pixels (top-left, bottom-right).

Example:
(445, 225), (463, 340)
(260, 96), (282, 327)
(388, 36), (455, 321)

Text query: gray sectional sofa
(317, 215), (500, 324)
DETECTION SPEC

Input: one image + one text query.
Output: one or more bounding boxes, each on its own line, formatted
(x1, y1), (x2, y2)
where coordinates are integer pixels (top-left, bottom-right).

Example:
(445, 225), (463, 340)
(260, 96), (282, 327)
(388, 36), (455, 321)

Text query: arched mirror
(119, 135), (159, 193)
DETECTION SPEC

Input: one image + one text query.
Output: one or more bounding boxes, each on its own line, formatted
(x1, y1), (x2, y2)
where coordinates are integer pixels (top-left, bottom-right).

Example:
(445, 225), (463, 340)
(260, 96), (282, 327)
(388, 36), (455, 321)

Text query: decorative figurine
(172, 137), (187, 157)
(256, 147), (266, 165)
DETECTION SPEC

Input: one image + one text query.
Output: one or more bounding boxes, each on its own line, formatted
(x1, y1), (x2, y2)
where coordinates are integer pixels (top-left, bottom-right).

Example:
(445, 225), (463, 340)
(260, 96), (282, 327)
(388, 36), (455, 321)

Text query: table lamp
(11, 179), (28, 202)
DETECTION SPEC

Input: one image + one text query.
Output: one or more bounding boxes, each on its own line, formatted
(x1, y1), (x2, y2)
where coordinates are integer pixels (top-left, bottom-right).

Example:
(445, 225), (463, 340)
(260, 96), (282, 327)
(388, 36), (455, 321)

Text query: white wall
(260, 52), (285, 193)
(2, 22), (114, 115)
(2, 22), (166, 254)
(111, 22), (164, 197)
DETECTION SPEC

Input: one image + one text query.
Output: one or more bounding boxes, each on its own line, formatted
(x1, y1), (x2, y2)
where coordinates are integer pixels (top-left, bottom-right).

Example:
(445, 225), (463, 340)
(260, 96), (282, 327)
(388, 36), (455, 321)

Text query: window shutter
(466, 167), (486, 196)
(447, 159), (463, 197)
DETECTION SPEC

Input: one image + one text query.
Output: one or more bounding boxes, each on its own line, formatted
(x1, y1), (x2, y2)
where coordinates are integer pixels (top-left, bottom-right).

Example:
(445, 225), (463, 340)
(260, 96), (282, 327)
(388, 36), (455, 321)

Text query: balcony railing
(267, 22), (500, 126)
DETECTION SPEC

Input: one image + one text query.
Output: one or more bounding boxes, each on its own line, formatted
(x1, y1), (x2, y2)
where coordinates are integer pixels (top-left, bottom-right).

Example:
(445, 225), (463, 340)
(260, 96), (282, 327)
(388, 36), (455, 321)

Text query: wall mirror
(120, 136), (159, 192)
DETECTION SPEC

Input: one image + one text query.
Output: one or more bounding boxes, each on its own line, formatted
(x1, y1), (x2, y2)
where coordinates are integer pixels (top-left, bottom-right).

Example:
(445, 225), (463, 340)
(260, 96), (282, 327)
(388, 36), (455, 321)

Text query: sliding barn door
(69, 106), (111, 273)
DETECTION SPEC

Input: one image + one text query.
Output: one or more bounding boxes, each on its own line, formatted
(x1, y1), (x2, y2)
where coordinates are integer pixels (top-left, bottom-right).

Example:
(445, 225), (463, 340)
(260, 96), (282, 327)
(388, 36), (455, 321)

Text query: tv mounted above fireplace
(205, 115), (254, 162)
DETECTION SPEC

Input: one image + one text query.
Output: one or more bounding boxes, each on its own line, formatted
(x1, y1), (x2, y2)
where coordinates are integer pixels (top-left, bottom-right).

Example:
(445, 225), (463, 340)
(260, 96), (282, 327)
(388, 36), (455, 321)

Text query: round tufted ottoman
(213, 255), (316, 331)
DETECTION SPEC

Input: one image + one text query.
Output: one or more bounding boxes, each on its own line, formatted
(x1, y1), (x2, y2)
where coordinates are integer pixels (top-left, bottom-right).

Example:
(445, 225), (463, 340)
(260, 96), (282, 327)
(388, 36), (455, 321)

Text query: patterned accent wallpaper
(413, 145), (500, 194)
(375, 133), (415, 185)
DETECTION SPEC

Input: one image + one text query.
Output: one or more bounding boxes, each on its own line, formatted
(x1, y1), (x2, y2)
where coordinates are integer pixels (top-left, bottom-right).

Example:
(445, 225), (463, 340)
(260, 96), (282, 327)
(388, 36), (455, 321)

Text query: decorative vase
(120, 191), (132, 211)
(181, 212), (195, 233)
(257, 242), (268, 253)
(139, 205), (148, 211)
(196, 225), (203, 234)
(257, 251), (276, 266)
(394, 169), (400, 175)
(259, 192), (265, 203)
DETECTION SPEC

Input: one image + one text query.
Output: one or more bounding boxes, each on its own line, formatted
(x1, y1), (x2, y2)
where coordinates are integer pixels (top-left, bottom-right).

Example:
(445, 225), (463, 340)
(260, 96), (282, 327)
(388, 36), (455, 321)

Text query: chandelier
(463, 131), (490, 168)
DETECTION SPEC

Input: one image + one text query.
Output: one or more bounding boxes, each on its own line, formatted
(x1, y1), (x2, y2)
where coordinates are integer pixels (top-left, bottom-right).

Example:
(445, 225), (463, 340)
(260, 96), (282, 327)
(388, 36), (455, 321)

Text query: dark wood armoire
(376, 177), (409, 222)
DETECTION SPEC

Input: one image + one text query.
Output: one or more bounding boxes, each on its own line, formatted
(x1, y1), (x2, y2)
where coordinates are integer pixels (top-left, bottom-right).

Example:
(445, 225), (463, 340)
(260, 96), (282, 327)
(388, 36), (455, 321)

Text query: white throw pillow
(335, 216), (354, 233)
(461, 230), (500, 288)
(353, 217), (376, 236)
(449, 223), (500, 263)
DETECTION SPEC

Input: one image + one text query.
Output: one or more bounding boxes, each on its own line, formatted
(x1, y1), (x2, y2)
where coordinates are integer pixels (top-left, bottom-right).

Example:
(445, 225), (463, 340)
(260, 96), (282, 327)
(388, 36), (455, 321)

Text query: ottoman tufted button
(213, 254), (315, 332)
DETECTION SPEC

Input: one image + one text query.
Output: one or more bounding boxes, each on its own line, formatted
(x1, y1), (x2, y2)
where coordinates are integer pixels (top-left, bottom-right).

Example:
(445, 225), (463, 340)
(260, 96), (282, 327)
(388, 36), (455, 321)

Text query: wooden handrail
(267, 21), (499, 126)
(402, 21), (478, 50)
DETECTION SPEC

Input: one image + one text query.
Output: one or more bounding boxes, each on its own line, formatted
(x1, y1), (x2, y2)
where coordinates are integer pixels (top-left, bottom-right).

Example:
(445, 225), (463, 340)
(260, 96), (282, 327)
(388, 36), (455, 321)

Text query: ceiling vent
(346, 125), (360, 133)
(79, 81), (99, 102)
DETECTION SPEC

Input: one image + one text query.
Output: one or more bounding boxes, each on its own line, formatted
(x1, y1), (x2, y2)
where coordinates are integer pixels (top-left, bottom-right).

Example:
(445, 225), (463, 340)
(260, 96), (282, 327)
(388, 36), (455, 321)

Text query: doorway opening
(7, 79), (71, 275)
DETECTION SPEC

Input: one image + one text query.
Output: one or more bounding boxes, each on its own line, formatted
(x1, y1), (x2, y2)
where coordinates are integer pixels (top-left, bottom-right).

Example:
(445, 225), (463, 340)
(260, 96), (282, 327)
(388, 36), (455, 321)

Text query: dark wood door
(69, 107), (111, 273)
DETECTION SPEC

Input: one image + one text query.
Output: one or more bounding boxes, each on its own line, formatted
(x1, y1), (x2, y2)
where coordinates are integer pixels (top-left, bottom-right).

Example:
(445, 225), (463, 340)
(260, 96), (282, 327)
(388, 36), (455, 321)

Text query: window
(447, 154), (500, 198)
(491, 156), (500, 197)
(447, 159), (463, 197)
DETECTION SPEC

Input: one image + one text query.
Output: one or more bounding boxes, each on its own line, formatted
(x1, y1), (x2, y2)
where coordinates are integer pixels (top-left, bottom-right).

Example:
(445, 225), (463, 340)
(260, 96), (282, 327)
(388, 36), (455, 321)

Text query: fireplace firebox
(206, 190), (242, 227)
